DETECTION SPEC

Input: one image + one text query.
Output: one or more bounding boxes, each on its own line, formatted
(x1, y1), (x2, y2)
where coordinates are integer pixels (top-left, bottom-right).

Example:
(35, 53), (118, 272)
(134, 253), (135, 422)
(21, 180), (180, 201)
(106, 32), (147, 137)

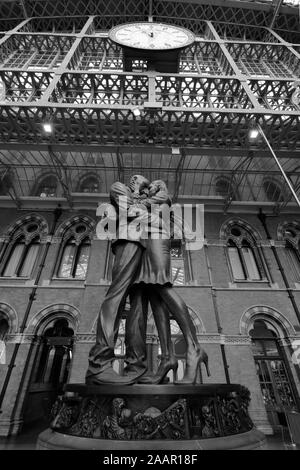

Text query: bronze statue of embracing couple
(86, 175), (210, 385)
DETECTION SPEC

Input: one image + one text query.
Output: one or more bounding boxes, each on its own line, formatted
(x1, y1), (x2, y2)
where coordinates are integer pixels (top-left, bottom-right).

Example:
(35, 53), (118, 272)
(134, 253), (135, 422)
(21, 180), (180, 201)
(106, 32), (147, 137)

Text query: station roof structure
(0, 0), (299, 212)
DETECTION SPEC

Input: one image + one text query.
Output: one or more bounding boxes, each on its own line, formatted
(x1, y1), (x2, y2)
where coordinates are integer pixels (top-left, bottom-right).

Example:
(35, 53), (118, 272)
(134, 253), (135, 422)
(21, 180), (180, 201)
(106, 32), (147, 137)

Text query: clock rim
(108, 21), (195, 51)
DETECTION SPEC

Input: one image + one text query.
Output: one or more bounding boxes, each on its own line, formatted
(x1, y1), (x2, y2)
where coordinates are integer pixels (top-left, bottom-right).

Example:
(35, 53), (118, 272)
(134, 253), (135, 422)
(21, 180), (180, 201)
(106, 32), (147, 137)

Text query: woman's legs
(154, 286), (199, 352)
(138, 287), (177, 384)
(149, 290), (175, 362)
(153, 285), (209, 383)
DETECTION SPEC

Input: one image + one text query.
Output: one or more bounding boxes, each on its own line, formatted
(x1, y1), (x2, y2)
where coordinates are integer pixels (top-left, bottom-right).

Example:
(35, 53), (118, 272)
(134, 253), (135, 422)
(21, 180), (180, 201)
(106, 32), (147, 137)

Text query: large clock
(109, 22), (195, 51)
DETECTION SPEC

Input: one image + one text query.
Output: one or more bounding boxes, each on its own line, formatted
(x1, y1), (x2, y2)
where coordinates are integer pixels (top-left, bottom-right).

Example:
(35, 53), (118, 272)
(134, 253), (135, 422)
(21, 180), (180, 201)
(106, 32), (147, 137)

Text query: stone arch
(27, 303), (81, 334)
(31, 172), (59, 197)
(5, 213), (48, 240)
(187, 306), (206, 334)
(240, 305), (296, 338)
(75, 171), (102, 192)
(220, 217), (262, 241)
(0, 302), (18, 333)
(55, 214), (96, 239)
(277, 220), (300, 241)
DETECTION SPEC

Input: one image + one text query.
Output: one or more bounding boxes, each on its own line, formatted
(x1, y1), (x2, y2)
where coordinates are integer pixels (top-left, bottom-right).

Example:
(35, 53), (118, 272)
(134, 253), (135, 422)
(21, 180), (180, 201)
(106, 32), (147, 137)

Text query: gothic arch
(240, 305), (296, 338)
(4, 213), (48, 240)
(55, 215), (96, 239)
(220, 217), (262, 241)
(277, 220), (300, 241)
(75, 172), (102, 192)
(0, 302), (18, 333)
(31, 172), (59, 197)
(27, 303), (81, 334)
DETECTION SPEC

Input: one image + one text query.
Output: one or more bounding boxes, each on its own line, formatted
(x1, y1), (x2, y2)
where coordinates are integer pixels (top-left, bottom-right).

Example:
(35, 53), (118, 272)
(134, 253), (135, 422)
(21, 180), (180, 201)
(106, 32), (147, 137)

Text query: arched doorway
(0, 313), (9, 340)
(23, 318), (74, 426)
(0, 313), (9, 366)
(249, 319), (298, 429)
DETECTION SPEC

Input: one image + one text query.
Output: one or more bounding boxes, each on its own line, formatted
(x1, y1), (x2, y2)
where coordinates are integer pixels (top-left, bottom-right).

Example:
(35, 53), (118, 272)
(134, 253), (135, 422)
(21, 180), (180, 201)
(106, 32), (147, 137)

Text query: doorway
(23, 318), (74, 426)
(250, 320), (298, 429)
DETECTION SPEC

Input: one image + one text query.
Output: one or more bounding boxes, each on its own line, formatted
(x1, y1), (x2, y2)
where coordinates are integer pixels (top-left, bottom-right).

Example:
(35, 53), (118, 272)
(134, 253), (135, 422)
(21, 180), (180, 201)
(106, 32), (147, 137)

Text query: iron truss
(1, 0), (300, 40)
(0, 5), (299, 210)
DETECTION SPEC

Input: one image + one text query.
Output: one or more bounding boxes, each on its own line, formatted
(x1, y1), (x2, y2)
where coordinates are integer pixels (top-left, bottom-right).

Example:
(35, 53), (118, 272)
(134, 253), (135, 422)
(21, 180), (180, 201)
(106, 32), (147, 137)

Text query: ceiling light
(43, 123), (53, 133)
(249, 128), (259, 140)
(132, 107), (141, 117)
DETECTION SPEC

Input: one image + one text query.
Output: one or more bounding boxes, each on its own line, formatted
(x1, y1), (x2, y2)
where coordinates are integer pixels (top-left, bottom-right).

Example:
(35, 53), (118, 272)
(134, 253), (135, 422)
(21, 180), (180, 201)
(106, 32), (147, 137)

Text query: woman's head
(149, 179), (168, 196)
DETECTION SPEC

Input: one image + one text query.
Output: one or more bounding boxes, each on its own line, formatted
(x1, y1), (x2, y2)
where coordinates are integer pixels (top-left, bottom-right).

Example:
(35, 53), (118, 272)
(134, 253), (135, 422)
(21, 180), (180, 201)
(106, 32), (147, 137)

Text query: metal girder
(270, 0), (284, 29)
(47, 145), (73, 207)
(0, 156), (21, 207)
(116, 147), (124, 182)
(0, 1), (300, 42)
(173, 148), (185, 202)
(0, 10), (299, 208)
(223, 151), (254, 213)
(257, 123), (300, 209)
(0, 146), (299, 205)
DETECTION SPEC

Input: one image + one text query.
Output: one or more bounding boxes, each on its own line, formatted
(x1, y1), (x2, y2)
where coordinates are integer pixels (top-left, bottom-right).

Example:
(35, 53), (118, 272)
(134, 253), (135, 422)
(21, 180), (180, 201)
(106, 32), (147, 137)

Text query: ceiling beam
(270, 0), (284, 29)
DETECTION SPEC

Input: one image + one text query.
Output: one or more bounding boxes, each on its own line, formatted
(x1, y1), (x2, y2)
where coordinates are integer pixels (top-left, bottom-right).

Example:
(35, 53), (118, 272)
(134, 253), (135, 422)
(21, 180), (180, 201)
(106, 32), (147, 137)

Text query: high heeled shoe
(174, 349), (210, 385)
(138, 357), (178, 384)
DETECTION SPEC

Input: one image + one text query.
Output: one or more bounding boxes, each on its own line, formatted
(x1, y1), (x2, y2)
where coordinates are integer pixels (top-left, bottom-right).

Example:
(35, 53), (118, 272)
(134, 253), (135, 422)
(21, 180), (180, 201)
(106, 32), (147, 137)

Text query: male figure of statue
(86, 175), (150, 385)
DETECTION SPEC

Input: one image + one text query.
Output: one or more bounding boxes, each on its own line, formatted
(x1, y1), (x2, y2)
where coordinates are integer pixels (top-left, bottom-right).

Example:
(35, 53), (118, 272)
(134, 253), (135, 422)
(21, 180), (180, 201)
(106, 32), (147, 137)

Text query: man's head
(129, 175), (149, 194)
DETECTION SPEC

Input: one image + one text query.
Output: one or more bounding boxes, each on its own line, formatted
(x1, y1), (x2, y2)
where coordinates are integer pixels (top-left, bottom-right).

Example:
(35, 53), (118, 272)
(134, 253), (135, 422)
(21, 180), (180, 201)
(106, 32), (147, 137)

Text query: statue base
(37, 383), (266, 450)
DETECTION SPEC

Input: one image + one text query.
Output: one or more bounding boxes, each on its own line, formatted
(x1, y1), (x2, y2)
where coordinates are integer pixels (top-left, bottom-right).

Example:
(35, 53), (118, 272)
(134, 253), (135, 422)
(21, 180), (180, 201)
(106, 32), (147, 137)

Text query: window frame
(225, 226), (268, 283)
(34, 174), (58, 198)
(285, 238), (300, 282)
(56, 236), (91, 280)
(1, 235), (40, 278)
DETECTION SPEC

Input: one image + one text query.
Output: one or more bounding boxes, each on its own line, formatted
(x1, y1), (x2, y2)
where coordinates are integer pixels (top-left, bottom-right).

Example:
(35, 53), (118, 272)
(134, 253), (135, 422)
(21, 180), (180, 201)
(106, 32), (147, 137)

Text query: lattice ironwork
(226, 42), (300, 78)
(68, 38), (124, 72)
(0, 105), (300, 150)
(211, 21), (280, 42)
(0, 34), (75, 70)
(179, 42), (235, 75)
(20, 16), (91, 33)
(0, 1), (300, 41)
(152, 1), (272, 29)
(50, 73), (149, 106)
(248, 80), (300, 112)
(276, 29), (300, 43)
(0, 3), (300, 210)
(155, 76), (253, 109)
(0, 0), (23, 20)
(0, 71), (53, 101)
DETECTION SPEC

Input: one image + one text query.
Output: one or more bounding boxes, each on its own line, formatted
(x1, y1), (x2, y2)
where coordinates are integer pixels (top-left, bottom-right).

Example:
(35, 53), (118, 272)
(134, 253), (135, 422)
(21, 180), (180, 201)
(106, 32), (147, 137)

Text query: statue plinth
(36, 383), (266, 450)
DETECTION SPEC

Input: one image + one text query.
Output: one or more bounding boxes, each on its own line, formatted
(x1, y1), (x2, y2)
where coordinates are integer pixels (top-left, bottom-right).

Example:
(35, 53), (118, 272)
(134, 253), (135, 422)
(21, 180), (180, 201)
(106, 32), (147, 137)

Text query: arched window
(0, 313), (9, 341)
(78, 175), (100, 193)
(33, 318), (74, 386)
(0, 172), (12, 196)
(170, 240), (186, 285)
(263, 179), (284, 203)
(1, 220), (42, 278)
(282, 224), (300, 280)
(112, 318), (126, 375)
(56, 222), (92, 279)
(216, 178), (237, 200)
(35, 175), (58, 197)
(226, 225), (265, 281)
(249, 319), (297, 427)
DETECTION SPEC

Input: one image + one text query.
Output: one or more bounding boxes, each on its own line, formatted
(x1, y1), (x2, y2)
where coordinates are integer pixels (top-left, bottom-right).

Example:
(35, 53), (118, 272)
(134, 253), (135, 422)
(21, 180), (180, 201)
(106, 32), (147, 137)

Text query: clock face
(109, 22), (195, 50)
